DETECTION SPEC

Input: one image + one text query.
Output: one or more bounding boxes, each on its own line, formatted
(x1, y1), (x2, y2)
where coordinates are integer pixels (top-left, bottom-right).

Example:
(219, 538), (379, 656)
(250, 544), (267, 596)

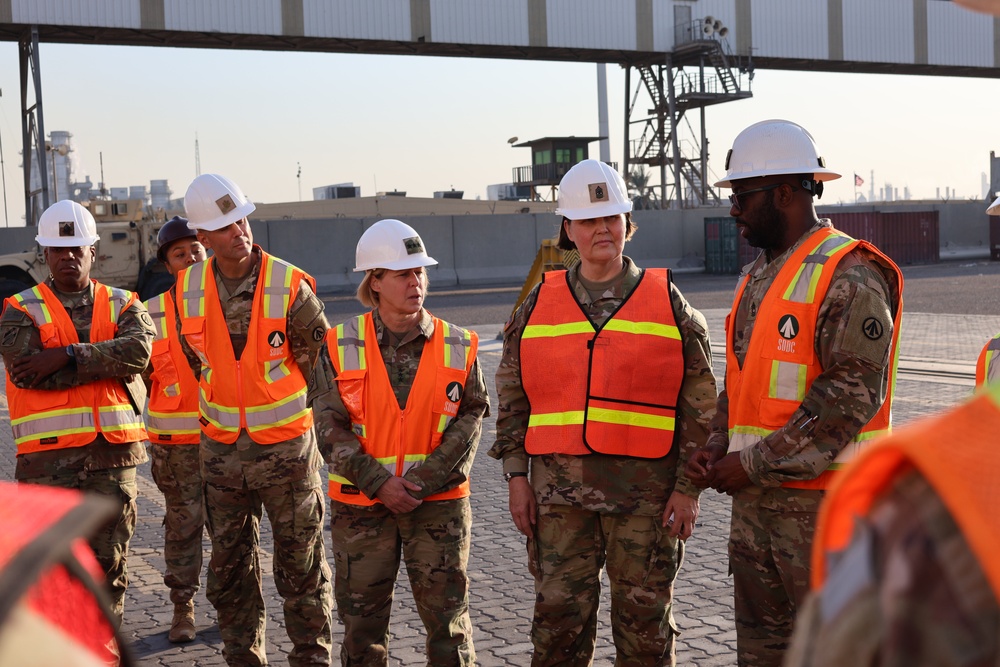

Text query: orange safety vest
(725, 227), (903, 490)
(144, 288), (201, 445)
(976, 332), (1000, 388)
(811, 383), (1000, 601)
(176, 249), (315, 445)
(327, 312), (478, 506)
(4, 281), (147, 454)
(520, 268), (685, 459)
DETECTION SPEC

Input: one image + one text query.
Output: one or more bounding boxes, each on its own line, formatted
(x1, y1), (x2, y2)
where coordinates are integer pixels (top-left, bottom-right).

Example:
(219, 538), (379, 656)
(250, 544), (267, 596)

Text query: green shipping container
(704, 217), (741, 274)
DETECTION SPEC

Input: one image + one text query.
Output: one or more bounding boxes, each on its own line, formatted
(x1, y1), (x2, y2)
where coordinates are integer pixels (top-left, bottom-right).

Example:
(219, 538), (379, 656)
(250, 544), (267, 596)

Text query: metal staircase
(624, 19), (753, 209)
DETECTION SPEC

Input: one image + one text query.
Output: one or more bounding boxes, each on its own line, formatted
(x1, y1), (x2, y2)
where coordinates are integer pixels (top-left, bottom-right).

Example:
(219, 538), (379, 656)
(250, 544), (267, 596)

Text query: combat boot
(168, 600), (196, 643)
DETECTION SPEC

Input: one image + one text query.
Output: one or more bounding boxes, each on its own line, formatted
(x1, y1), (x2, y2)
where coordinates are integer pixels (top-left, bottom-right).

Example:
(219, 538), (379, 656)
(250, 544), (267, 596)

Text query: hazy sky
(0, 39), (997, 227)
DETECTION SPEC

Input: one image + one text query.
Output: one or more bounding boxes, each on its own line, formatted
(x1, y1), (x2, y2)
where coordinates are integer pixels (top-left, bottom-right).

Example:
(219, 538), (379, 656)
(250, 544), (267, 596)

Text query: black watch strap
(503, 471), (528, 482)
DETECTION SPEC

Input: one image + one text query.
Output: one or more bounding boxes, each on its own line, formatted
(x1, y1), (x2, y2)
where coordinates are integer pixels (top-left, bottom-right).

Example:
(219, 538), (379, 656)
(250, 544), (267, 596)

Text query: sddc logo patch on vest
(446, 381), (463, 403)
(778, 314), (799, 340)
(268, 331), (286, 356)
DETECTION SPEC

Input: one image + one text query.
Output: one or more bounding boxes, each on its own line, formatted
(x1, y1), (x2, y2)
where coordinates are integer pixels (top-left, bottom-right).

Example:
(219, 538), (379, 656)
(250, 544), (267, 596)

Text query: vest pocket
(757, 396), (802, 430)
(335, 368), (368, 422)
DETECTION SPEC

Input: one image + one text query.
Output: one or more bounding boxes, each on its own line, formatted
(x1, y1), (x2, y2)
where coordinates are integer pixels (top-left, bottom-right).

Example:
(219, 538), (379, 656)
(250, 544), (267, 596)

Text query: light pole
(45, 141), (69, 202)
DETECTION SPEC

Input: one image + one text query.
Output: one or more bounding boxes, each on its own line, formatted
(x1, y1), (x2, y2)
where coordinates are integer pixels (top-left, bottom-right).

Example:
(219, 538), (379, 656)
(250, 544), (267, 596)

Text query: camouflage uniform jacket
(0, 278), (153, 478)
(786, 470), (999, 667)
(489, 257), (717, 516)
(180, 249), (330, 490)
(311, 308), (491, 501)
(709, 219), (901, 502)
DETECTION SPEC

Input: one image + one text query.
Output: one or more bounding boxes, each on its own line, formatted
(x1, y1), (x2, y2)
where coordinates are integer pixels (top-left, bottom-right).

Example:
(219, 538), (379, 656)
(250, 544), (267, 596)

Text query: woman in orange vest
(311, 219), (490, 666)
(785, 379), (1000, 666)
(490, 159), (718, 666)
(141, 216), (207, 643)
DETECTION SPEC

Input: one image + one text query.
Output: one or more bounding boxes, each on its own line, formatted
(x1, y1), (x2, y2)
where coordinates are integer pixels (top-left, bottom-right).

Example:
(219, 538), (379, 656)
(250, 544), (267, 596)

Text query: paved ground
(1, 285), (998, 665)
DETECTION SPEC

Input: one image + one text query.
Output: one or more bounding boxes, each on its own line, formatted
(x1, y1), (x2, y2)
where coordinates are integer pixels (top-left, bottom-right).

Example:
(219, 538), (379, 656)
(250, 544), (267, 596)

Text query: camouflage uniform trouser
(204, 472), (333, 667)
(17, 466), (137, 630)
(729, 486), (819, 667)
(149, 443), (206, 605)
(527, 504), (683, 667)
(330, 497), (475, 667)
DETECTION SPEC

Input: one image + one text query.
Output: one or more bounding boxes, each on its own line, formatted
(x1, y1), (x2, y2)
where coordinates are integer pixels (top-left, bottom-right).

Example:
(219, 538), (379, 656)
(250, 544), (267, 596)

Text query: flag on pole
(854, 173), (864, 187)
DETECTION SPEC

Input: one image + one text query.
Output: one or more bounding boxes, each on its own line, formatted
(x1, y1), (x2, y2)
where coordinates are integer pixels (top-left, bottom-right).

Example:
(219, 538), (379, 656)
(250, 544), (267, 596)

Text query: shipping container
(707, 210), (940, 275)
(704, 216), (758, 274)
(825, 210), (939, 266)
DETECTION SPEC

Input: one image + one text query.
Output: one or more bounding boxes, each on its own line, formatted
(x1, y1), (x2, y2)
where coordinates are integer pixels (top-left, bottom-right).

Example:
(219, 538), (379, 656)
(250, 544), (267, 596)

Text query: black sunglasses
(728, 183), (798, 213)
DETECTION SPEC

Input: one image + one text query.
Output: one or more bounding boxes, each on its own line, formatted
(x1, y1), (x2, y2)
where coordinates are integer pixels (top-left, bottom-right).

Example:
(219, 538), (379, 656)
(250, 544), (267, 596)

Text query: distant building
(487, 183), (532, 201)
(313, 183), (360, 200)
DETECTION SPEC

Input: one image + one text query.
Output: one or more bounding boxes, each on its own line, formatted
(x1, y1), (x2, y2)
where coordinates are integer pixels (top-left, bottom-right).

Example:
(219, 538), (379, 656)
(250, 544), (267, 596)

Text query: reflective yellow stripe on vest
(11, 406), (95, 445)
(262, 257), (295, 385)
(12, 287), (53, 324)
(769, 233), (854, 404)
(244, 386), (311, 433)
(146, 410), (201, 437)
(329, 453), (431, 486)
(335, 316), (367, 372)
(146, 293), (181, 398)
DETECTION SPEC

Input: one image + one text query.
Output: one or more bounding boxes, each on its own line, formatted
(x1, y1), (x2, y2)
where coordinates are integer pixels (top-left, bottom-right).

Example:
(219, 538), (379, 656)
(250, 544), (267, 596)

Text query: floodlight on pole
(45, 141), (69, 202)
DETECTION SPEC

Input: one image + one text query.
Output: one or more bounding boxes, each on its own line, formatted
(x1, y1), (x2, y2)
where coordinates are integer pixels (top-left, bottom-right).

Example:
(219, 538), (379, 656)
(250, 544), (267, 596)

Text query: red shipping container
(824, 210), (939, 266)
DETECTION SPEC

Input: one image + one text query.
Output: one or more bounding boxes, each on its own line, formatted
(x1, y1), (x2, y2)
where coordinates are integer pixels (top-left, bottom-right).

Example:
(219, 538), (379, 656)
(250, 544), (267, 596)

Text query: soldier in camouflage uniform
(141, 216), (209, 643)
(311, 219), (489, 666)
(0, 199), (153, 630)
(687, 121), (902, 667)
(177, 174), (333, 667)
(491, 160), (717, 666)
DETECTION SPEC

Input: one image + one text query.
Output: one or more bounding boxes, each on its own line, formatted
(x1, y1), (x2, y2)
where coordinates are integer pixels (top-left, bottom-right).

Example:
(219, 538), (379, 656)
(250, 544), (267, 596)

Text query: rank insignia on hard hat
(59, 221), (75, 237)
(403, 236), (425, 255)
(588, 183), (608, 203)
(446, 381), (464, 403)
(215, 194), (236, 214)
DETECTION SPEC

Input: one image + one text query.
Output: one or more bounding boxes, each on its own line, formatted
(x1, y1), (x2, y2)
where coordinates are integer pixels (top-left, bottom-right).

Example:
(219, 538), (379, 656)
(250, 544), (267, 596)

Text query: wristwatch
(65, 344), (75, 359)
(503, 471), (527, 483)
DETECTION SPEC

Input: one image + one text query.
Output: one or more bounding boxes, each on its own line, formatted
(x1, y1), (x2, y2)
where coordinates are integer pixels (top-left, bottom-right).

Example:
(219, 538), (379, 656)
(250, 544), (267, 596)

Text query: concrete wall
(0, 199), (992, 293)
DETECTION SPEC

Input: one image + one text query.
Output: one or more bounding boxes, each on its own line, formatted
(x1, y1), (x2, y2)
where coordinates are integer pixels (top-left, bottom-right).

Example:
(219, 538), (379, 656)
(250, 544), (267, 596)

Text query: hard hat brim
(715, 167), (842, 188)
(35, 234), (99, 247)
(988, 194), (1000, 215)
(186, 200), (256, 231)
(354, 255), (439, 273)
(555, 200), (633, 221)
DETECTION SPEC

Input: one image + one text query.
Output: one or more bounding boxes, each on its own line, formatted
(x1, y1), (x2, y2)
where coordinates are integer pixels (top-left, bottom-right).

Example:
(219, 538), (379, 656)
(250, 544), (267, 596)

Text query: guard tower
(625, 15), (753, 209)
(511, 136), (614, 202)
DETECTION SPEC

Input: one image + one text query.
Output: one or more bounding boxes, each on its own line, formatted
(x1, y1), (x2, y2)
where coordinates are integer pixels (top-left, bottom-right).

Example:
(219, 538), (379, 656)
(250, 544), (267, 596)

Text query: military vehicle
(0, 199), (175, 302)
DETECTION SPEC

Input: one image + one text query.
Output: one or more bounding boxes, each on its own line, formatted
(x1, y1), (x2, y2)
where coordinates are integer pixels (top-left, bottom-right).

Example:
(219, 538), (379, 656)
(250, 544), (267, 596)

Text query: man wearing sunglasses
(686, 119), (903, 666)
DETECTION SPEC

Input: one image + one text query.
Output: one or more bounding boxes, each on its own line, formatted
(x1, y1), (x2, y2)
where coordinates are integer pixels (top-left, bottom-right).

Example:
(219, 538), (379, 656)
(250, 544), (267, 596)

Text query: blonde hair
(356, 269), (385, 308)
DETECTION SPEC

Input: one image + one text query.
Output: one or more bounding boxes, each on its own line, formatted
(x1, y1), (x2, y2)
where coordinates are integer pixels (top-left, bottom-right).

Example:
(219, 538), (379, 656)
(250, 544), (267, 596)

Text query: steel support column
(19, 26), (47, 226)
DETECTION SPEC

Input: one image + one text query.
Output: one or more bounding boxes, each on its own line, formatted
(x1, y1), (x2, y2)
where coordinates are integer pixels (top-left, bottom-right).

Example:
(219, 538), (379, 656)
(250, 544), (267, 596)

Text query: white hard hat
(988, 194), (1000, 215)
(36, 200), (100, 247)
(715, 119), (842, 188)
(354, 219), (438, 272)
(556, 159), (633, 220)
(184, 173), (256, 231)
